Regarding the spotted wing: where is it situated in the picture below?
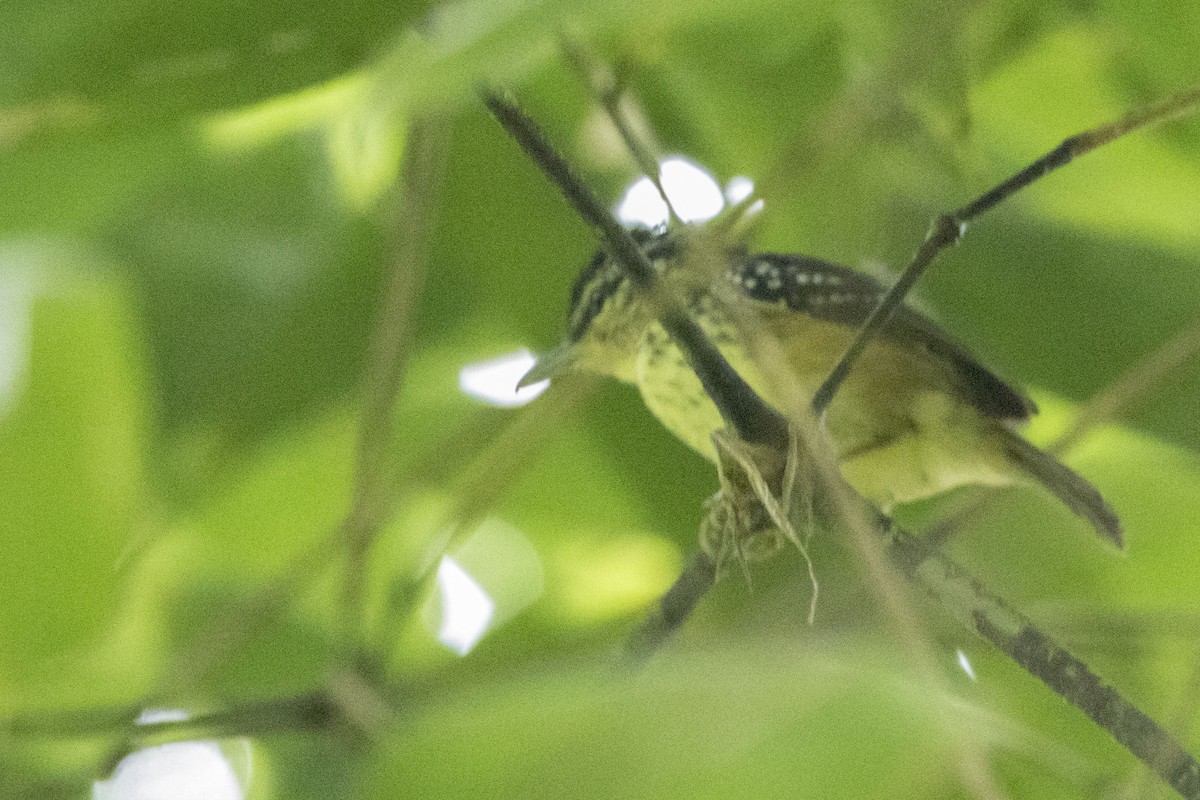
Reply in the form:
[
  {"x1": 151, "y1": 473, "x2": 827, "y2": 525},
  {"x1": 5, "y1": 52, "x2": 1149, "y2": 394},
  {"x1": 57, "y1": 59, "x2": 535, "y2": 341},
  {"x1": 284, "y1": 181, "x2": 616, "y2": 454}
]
[{"x1": 729, "y1": 252, "x2": 1035, "y2": 421}]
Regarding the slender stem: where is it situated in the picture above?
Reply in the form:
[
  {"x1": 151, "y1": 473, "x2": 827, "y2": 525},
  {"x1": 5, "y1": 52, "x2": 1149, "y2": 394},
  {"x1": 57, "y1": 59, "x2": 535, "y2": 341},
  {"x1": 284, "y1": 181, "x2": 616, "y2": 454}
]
[
  {"x1": 927, "y1": 314, "x2": 1200, "y2": 547},
  {"x1": 1049, "y1": 315, "x2": 1200, "y2": 457},
  {"x1": 959, "y1": 85, "x2": 1200, "y2": 221},
  {"x1": 1120, "y1": 641, "x2": 1200, "y2": 800},
  {"x1": 884, "y1": 518, "x2": 1200, "y2": 799},
  {"x1": 481, "y1": 88, "x2": 787, "y2": 447},
  {"x1": 561, "y1": 39, "x2": 680, "y2": 225},
  {"x1": 7, "y1": 693, "x2": 337, "y2": 745},
  {"x1": 811, "y1": 213, "x2": 959, "y2": 414},
  {"x1": 342, "y1": 112, "x2": 449, "y2": 641},
  {"x1": 624, "y1": 551, "x2": 718, "y2": 665},
  {"x1": 767, "y1": 422, "x2": 1012, "y2": 800},
  {"x1": 491, "y1": 82, "x2": 1200, "y2": 797},
  {"x1": 813, "y1": 85, "x2": 1200, "y2": 416},
  {"x1": 629, "y1": 453, "x2": 1200, "y2": 796},
  {"x1": 378, "y1": 377, "x2": 597, "y2": 666}
]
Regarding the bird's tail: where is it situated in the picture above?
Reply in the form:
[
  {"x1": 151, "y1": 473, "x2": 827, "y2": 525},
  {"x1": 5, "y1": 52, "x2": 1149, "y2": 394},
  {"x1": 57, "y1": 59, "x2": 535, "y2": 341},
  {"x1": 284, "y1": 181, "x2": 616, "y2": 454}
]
[{"x1": 997, "y1": 427, "x2": 1123, "y2": 547}]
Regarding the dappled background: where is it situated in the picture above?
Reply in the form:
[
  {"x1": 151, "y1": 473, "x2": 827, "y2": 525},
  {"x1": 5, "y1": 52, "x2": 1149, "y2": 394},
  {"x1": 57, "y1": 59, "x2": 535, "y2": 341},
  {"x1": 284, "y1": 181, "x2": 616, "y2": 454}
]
[{"x1": 2, "y1": 0, "x2": 1200, "y2": 798}]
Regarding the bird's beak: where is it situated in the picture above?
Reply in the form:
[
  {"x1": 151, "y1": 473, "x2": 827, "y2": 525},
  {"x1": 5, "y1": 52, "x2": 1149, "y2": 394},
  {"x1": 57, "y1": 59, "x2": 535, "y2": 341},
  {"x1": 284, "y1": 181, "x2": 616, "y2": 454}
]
[{"x1": 517, "y1": 343, "x2": 578, "y2": 389}]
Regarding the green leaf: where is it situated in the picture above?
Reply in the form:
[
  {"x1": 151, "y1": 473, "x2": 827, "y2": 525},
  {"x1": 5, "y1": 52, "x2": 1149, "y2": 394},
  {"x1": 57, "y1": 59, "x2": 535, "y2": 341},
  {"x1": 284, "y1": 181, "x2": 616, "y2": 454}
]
[
  {"x1": 0, "y1": 0, "x2": 429, "y2": 121},
  {"x1": 0, "y1": 255, "x2": 146, "y2": 689},
  {"x1": 360, "y1": 642, "x2": 1089, "y2": 800}
]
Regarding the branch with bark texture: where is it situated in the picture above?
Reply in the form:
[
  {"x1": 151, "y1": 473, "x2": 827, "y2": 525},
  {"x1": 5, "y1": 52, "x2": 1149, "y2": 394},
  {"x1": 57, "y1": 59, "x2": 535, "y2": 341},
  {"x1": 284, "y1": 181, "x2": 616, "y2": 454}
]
[{"x1": 482, "y1": 86, "x2": 1200, "y2": 799}]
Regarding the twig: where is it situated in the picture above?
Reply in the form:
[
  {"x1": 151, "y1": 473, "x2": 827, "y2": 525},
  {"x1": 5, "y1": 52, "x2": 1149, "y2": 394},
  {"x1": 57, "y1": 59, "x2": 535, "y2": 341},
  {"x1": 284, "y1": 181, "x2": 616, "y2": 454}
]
[
  {"x1": 884, "y1": 517, "x2": 1200, "y2": 799},
  {"x1": 927, "y1": 314, "x2": 1200, "y2": 547},
  {"x1": 812, "y1": 85, "x2": 1200, "y2": 416},
  {"x1": 489, "y1": 83, "x2": 1200, "y2": 797},
  {"x1": 85, "y1": 111, "x2": 450, "y2": 743},
  {"x1": 481, "y1": 88, "x2": 788, "y2": 448},
  {"x1": 624, "y1": 551, "x2": 718, "y2": 665},
  {"x1": 625, "y1": 417, "x2": 1200, "y2": 794},
  {"x1": 560, "y1": 39, "x2": 680, "y2": 225},
  {"x1": 376, "y1": 375, "x2": 597, "y2": 663},
  {"x1": 342, "y1": 112, "x2": 449, "y2": 641},
  {"x1": 1118, "y1": 640, "x2": 1200, "y2": 799},
  {"x1": 1049, "y1": 315, "x2": 1200, "y2": 458},
  {"x1": 7, "y1": 692, "x2": 337, "y2": 746}
]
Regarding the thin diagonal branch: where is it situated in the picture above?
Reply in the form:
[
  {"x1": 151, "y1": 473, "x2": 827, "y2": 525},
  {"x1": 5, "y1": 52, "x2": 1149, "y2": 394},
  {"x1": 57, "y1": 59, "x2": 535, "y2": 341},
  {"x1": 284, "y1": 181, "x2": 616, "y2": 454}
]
[
  {"x1": 624, "y1": 407, "x2": 1200, "y2": 796},
  {"x1": 490, "y1": 83, "x2": 1200, "y2": 797},
  {"x1": 829, "y1": 466, "x2": 1010, "y2": 800},
  {"x1": 342, "y1": 112, "x2": 450, "y2": 640},
  {"x1": 813, "y1": 85, "x2": 1200, "y2": 415},
  {"x1": 884, "y1": 517, "x2": 1200, "y2": 799},
  {"x1": 624, "y1": 551, "x2": 717, "y2": 665},
  {"x1": 927, "y1": 314, "x2": 1200, "y2": 547},
  {"x1": 119, "y1": 116, "x2": 453, "y2": 707},
  {"x1": 7, "y1": 693, "x2": 338, "y2": 745},
  {"x1": 1119, "y1": 640, "x2": 1200, "y2": 800},
  {"x1": 561, "y1": 39, "x2": 680, "y2": 225},
  {"x1": 481, "y1": 88, "x2": 787, "y2": 447},
  {"x1": 1049, "y1": 315, "x2": 1200, "y2": 458}
]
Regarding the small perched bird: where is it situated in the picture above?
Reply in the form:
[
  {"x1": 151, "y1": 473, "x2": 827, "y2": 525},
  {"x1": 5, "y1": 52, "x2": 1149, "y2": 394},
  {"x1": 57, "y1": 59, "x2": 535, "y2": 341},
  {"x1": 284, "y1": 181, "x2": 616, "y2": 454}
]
[{"x1": 523, "y1": 229, "x2": 1122, "y2": 546}]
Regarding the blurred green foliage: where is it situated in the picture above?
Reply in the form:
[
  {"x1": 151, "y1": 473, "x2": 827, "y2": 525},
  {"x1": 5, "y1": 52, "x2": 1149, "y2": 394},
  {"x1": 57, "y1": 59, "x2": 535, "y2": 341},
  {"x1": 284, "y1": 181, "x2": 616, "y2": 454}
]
[{"x1": 2, "y1": 0, "x2": 1199, "y2": 798}]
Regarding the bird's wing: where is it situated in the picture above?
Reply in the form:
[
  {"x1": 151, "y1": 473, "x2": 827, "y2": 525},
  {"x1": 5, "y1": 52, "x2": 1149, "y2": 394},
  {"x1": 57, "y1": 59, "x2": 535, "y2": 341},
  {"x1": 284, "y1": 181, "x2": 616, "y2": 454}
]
[{"x1": 728, "y1": 252, "x2": 1035, "y2": 421}]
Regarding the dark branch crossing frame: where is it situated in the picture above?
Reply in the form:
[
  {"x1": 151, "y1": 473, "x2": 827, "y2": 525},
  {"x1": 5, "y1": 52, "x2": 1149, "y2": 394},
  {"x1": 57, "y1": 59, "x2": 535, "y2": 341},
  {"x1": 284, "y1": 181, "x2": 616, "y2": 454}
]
[{"x1": 482, "y1": 75, "x2": 1200, "y2": 799}]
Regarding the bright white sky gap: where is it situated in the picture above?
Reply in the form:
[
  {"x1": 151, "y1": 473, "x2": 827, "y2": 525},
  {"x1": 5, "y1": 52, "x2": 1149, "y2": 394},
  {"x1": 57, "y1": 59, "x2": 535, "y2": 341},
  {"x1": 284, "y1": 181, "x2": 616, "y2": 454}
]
[
  {"x1": 435, "y1": 556, "x2": 495, "y2": 656},
  {"x1": 93, "y1": 710, "x2": 245, "y2": 800},
  {"x1": 616, "y1": 156, "x2": 728, "y2": 227}
]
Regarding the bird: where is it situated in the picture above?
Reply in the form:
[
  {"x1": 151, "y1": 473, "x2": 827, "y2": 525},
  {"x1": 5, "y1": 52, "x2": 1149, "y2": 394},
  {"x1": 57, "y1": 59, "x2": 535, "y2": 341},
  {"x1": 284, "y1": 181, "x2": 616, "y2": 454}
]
[{"x1": 521, "y1": 228, "x2": 1122, "y2": 546}]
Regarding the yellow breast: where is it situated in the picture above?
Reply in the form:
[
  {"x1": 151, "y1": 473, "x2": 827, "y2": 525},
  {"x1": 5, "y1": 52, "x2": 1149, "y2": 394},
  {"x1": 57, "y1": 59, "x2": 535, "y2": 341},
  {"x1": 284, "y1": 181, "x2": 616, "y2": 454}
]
[{"x1": 632, "y1": 297, "x2": 1015, "y2": 510}]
